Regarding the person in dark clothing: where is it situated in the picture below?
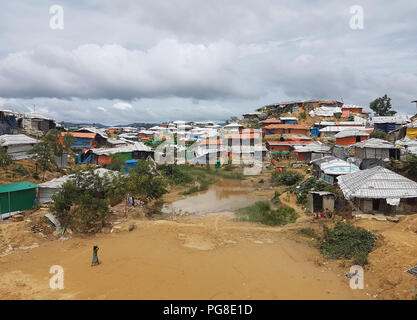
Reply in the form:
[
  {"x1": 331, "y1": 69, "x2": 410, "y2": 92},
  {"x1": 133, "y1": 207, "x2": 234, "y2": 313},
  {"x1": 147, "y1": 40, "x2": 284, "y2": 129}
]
[{"x1": 91, "y1": 245, "x2": 100, "y2": 266}]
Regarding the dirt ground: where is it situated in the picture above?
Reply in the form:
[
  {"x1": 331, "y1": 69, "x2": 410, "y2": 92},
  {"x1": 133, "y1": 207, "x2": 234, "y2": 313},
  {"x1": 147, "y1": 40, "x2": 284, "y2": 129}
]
[
  {"x1": 0, "y1": 215, "x2": 370, "y2": 300},
  {"x1": 0, "y1": 167, "x2": 416, "y2": 300}
]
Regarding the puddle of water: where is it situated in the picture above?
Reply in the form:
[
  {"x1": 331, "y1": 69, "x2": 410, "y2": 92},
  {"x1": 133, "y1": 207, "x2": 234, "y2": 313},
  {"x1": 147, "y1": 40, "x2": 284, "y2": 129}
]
[{"x1": 162, "y1": 181, "x2": 261, "y2": 216}]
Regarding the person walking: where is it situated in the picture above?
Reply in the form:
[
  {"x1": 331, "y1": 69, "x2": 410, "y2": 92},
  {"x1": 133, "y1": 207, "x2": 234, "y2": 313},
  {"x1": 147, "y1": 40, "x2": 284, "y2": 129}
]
[{"x1": 91, "y1": 245, "x2": 100, "y2": 266}]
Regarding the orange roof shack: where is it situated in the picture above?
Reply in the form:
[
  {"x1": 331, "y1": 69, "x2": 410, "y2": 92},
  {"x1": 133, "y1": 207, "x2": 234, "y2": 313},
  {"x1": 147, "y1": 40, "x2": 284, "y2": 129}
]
[
  {"x1": 263, "y1": 124, "x2": 309, "y2": 136},
  {"x1": 59, "y1": 132, "x2": 97, "y2": 149}
]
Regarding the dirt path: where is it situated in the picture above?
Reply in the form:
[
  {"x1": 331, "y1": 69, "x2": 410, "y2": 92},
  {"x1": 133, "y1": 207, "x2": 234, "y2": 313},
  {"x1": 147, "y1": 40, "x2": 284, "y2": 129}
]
[{"x1": 0, "y1": 216, "x2": 369, "y2": 300}]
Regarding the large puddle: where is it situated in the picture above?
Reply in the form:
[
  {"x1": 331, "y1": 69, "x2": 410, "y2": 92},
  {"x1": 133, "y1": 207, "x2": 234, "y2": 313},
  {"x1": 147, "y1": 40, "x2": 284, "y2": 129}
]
[{"x1": 162, "y1": 180, "x2": 261, "y2": 216}]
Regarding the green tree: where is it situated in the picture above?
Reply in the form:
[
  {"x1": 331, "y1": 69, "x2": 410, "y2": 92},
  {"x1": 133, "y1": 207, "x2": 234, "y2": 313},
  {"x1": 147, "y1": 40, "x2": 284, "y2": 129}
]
[
  {"x1": 370, "y1": 94, "x2": 397, "y2": 116},
  {"x1": 402, "y1": 154, "x2": 417, "y2": 181},
  {"x1": 0, "y1": 146, "x2": 13, "y2": 168},
  {"x1": 51, "y1": 169, "x2": 114, "y2": 233},
  {"x1": 225, "y1": 116, "x2": 238, "y2": 124}
]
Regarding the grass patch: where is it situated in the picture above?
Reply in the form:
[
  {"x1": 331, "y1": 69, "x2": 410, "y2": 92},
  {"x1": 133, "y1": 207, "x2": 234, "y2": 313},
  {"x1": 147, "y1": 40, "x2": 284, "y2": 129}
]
[
  {"x1": 181, "y1": 175, "x2": 215, "y2": 195},
  {"x1": 320, "y1": 223, "x2": 376, "y2": 264},
  {"x1": 235, "y1": 201, "x2": 298, "y2": 226},
  {"x1": 299, "y1": 227, "x2": 317, "y2": 238}
]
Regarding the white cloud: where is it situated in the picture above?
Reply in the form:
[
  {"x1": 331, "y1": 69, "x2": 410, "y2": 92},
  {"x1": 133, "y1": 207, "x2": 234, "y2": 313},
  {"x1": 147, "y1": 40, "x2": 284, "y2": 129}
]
[{"x1": 113, "y1": 102, "x2": 133, "y2": 110}]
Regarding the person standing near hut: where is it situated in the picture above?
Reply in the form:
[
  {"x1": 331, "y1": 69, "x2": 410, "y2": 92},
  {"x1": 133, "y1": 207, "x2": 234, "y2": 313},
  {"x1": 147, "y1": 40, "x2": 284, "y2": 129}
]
[{"x1": 91, "y1": 245, "x2": 100, "y2": 266}]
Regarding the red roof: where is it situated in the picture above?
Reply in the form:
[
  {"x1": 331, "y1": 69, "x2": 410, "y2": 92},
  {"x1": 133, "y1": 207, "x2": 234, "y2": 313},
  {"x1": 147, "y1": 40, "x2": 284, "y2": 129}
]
[
  {"x1": 266, "y1": 140, "x2": 315, "y2": 146},
  {"x1": 61, "y1": 132, "x2": 96, "y2": 138}
]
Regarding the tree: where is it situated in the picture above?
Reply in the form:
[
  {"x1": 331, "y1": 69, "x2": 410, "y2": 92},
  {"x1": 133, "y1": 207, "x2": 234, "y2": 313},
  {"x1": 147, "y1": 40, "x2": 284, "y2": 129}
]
[
  {"x1": 225, "y1": 116, "x2": 238, "y2": 124},
  {"x1": 29, "y1": 130, "x2": 74, "y2": 180},
  {"x1": 0, "y1": 146, "x2": 13, "y2": 168},
  {"x1": 370, "y1": 94, "x2": 397, "y2": 116},
  {"x1": 51, "y1": 169, "x2": 115, "y2": 233},
  {"x1": 402, "y1": 154, "x2": 417, "y2": 181}
]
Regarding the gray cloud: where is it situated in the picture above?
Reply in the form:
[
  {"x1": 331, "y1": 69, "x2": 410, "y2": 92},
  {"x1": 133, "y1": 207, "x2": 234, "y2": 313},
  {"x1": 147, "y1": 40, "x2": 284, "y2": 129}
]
[{"x1": 0, "y1": 0, "x2": 416, "y2": 124}]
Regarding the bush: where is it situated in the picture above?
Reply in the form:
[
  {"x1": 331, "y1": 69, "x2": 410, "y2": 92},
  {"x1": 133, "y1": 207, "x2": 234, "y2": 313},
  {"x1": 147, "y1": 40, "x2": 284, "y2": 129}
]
[
  {"x1": 13, "y1": 164, "x2": 29, "y2": 176},
  {"x1": 370, "y1": 130, "x2": 388, "y2": 140},
  {"x1": 236, "y1": 201, "x2": 298, "y2": 226},
  {"x1": 271, "y1": 170, "x2": 303, "y2": 186},
  {"x1": 296, "y1": 177, "x2": 337, "y2": 205},
  {"x1": 320, "y1": 223, "x2": 376, "y2": 260}
]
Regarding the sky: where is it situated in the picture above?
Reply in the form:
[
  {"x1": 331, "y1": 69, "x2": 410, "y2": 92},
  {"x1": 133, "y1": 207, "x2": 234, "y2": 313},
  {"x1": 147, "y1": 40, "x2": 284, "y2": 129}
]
[{"x1": 0, "y1": 0, "x2": 416, "y2": 125}]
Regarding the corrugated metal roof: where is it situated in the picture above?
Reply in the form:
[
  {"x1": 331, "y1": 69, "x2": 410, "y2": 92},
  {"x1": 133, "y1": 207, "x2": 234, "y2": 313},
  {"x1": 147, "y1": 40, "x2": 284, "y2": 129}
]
[
  {"x1": 337, "y1": 166, "x2": 417, "y2": 200},
  {"x1": 335, "y1": 129, "x2": 369, "y2": 138},
  {"x1": 0, "y1": 134, "x2": 39, "y2": 146},
  {"x1": 293, "y1": 144, "x2": 331, "y2": 153},
  {"x1": 353, "y1": 138, "x2": 395, "y2": 149},
  {"x1": 371, "y1": 115, "x2": 411, "y2": 124},
  {"x1": 319, "y1": 126, "x2": 366, "y2": 132},
  {"x1": 0, "y1": 181, "x2": 39, "y2": 193},
  {"x1": 91, "y1": 142, "x2": 152, "y2": 155},
  {"x1": 264, "y1": 124, "x2": 308, "y2": 129}
]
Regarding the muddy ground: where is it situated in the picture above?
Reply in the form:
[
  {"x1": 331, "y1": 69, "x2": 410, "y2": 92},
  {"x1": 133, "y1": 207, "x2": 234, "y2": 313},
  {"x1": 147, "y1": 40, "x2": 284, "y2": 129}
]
[{"x1": 0, "y1": 167, "x2": 416, "y2": 299}]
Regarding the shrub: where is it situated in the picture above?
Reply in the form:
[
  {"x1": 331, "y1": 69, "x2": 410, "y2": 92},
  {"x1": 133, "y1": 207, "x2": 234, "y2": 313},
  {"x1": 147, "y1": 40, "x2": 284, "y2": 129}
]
[
  {"x1": 271, "y1": 170, "x2": 303, "y2": 186},
  {"x1": 299, "y1": 227, "x2": 317, "y2": 237},
  {"x1": 320, "y1": 223, "x2": 376, "y2": 260},
  {"x1": 353, "y1": 251, "x2": 369, "y2": 266},
  {"x1": 370, "y1": 130, "x2": 388, "y2": 140},
  {"x1": 13, "y1": 164, "x2": 29, "y2": 176},
  {"x1": 236, "y1": 201, "x2": 298, "y2": 226}
]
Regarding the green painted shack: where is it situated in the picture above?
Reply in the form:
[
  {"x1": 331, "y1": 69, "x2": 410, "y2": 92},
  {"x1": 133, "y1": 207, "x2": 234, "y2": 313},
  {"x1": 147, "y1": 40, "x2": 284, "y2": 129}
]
[{"x1": 0, "y1": 182, "x2": 38, "y2": 214}]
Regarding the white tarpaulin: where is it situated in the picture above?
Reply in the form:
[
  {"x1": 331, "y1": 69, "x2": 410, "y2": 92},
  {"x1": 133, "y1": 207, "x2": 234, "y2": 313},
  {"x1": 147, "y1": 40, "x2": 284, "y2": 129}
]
[{"x1": 386, "y1": 198, "x2": 400, "y2": 206}]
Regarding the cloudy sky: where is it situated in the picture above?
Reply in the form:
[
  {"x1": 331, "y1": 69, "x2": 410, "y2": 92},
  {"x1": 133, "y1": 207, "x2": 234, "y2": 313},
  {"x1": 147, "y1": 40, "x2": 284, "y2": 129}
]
[{"x1": 0, "y1": 1, "x2": 416, "y2": 125}]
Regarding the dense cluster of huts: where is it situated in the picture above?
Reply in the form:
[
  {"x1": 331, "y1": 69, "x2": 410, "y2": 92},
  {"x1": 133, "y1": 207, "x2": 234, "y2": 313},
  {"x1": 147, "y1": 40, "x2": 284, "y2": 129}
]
[{"x1": 1, "y1": 98, "x2": 417, "y2": 218}]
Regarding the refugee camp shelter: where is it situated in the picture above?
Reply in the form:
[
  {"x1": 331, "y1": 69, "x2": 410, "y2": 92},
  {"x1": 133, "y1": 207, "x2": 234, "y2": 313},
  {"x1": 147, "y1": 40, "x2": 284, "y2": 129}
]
[
  {"x1": 353, "y1": 138, "x2": 400, "y2": 160},
  {"x1": 341, "y1": 104, "x2": 364, "y2": 117},
  {"x1": 90, "y1": 142, "x2": 153, "y2": 165},
  {"x1": 263, "y1": 124, "x2": 309, "y2": 136},
  {"x1": 0, "y1": 109, "x2": 19, "y2": 135},
  {"x1": 372, "y1": 115, "x2": 411, "y2": 133},
  {"x1": 60, "y1": 132, "x2": 97, "y2": 149},
  {"x1": 293, "y1": 144, "x2": 331, "y2": 161},
  {"x1": 279, "y1": 117, "x2": 298, "y2": 124},
  {"x1": 266, "y1": 140, "x2": 314, "y2": 154},
  {"x1": 311, "y1": 156, "x2": 359, "y2": 184},
  {"x1": 76, "y1": 127, "x2": 108, "y2": 146},
  {"x1": 0, "y1": 182, "x2": 38, "y2": 214},
  {"x1": 0, "y1": 134, "x2": 38, "y2": 160},
  {"x1": 19, "y1": 113, "x2": 56, "y2": 134},
  {"x1": 335, "y1": 129, "x2": 369, "y2": 146},
  {"x1": 337, "y1": 166, "x2": 417, "y2": 214},
  {"x1": 308, "y1": 191, "x2": 335, "y2": 214},
  {"x1": 38, "y1": 168, "x2": 120, "y2": 203}
]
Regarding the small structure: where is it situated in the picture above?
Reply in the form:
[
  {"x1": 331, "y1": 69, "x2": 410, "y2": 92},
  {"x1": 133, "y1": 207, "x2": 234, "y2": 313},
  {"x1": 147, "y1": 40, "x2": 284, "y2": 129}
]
[
  {"x1": 311, "y1": 156, "x2": 359, "y2": 184},
  {"x1": 224, "y1": 123, "x2": 243, "y2": 133},
  {"x1": 372, "y1": 115, "x2": 411, "y2": 133},
  {"x1": 39, "y1": 168, "x2": 120, "y2": 203},
  {"x1": 341, "y1": 104, "x2": 364, "y2": 118},
  {"x1": 0, "y1": 109, "x2": 19, "y2": 135},
  {"x1": 0, "y1": 182, "x2": 38, "y2": 214},
  {"x1": 90, "y1": 142, "x2": 153, "y2": 165},
  {"x1": 293, "y1": 144, "x2": 331, "y2": 161},
  {"x1": 308, "y1": 191, "x2": 335, "y2": 214},
  {"x1": 0, "y1": 134, "x2": 38, "y2": 160},
  {"x1": 19, "y1": 113, "x2": 56, "y2": 135},
  {"x1": 335, "y1": 129, "x2": 369, "y2": 146},
  {"x1": 60, "y1": 132, "x2": 97, "y2": 149},
  {"x1": 263, "y1": 124, "x2": 309, "y2": 136},
  {"x1": 77, "y1": 127, "x2": 108, "y2": 145},
  {"x1": 337, "y1": 166, "x2": 417, "y2": 214},
  {"x1": 279, "y1": 117, "x2": 298, "y2": 124},
  {"x1": 266, "y1": 140, "x2": 315, "y2": 155},
  {"x1": 353, "y1": 138, "x2": 400, "y2": 160},
  {"x1": 319, "y1": 126, "x2": 367, "y2": 137}
]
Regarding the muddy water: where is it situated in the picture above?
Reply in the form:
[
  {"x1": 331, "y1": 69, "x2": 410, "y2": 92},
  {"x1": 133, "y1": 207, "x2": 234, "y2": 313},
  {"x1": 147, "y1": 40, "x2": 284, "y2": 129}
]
[{"x1": 162, "y1": 179, "x2": 261, "y2": 216}]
